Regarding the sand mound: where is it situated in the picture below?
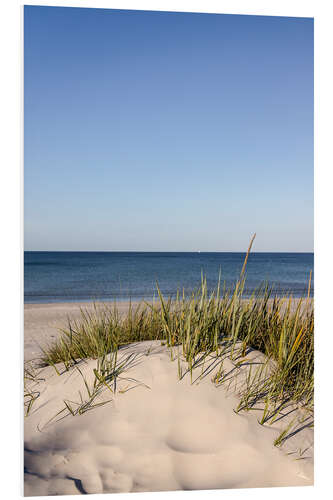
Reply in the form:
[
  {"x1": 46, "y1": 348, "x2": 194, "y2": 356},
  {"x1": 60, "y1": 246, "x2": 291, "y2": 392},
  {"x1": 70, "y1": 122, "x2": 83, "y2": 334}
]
[{"x1": 24, "y1": 341, "x2": 313, "y2": 496}]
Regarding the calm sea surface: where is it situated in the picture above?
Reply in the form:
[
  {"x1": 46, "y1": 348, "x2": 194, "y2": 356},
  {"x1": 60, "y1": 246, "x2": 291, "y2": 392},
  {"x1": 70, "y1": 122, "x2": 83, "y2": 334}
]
[{"x1": 24, "y1": 252, "x2": 314, "y2": 304}]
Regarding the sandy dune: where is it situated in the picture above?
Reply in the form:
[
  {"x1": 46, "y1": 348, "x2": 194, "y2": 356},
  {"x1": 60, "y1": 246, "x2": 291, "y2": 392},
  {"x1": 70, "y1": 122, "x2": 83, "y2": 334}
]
[{"x1": 24, "y1": 303, "x2": 313, "y2": 496}]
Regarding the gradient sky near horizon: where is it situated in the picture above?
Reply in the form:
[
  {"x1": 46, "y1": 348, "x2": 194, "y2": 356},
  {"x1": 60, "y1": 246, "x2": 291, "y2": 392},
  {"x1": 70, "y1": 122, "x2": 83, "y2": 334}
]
[{"x1": 24, "y1": 6, "x2": 313, "y2": 252}]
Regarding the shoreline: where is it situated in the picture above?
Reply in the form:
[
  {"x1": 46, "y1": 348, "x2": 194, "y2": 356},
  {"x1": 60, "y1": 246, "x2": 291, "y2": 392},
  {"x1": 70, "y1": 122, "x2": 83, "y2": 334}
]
[{"x1": 24, "y1": 292, "x2": 314, "y2": 306}]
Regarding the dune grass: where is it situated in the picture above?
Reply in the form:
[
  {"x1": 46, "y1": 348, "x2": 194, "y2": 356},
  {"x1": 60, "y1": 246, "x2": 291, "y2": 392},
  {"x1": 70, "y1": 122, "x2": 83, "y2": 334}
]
[
  {"x1": 43, "y1": 350, "x2": 146, "y2": 427},
  {"x1": 156, "y1": 273, "x2": 314, "y2": 434},
  {"x1": 38, "y1": 300, "x2": 164, "y2": 370},
  {"x1": 24, "y1": 361, "x2": 44, "y2": 417},
  {"x1": 38, "y1": 236, "x2": 314, "y2": 445}
]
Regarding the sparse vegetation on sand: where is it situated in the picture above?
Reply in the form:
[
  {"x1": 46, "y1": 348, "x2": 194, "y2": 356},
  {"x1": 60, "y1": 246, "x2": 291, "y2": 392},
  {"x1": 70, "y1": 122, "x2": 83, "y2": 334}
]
[{"x1": 37, "y1": 235, "x2": 314, "y2": 446}]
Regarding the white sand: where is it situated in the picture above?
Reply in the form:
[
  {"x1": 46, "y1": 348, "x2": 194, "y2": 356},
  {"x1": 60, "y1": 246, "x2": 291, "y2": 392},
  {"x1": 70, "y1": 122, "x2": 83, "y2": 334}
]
[{"x1": 24, "y1": 303, "x2": 314, "y2": 496}]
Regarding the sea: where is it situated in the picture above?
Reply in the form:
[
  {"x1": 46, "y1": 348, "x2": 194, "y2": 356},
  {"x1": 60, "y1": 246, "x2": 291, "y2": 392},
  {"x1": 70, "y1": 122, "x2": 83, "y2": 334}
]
[{"x1": 24, "y1": 252, "x2": 314, "y2": 304}]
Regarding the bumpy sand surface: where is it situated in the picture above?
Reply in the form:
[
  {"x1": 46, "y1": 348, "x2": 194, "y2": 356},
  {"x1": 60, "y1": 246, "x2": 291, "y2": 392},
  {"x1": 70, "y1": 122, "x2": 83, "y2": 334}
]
[{"x1": 24, "y1": 303, "x2": 314, "y2": 496}]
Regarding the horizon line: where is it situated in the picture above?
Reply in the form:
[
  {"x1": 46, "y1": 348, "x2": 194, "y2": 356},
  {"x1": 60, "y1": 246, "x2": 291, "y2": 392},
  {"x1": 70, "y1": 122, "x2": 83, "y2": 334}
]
[{"x1": 24, "y1": 250, "x2": 314, "y2": 254}]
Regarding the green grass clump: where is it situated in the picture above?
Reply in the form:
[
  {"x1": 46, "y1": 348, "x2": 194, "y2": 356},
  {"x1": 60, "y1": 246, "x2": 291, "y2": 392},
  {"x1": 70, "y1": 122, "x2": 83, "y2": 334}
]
[
  {"x1": 157, "y1": 276, "x2": 313, "y2": 411},
  {"x1": 39, "y1": 301, "x2": 165, "y2": 370}
]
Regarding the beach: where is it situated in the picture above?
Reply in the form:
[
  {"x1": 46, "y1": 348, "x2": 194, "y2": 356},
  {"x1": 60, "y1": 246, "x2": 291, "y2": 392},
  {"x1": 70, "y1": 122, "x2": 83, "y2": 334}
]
[
  {"x1": 22, "y1": 6, "x2": 315, "y2": 496},
  {"x1": 24, "y1": 301, "x2": 314, "y2": 496}
]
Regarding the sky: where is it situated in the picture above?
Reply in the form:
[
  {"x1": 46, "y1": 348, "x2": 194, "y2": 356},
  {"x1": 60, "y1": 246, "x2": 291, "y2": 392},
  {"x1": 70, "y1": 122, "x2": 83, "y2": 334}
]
[{"x1": 24, "y1": 6, "x2": 313, "y2": 252}]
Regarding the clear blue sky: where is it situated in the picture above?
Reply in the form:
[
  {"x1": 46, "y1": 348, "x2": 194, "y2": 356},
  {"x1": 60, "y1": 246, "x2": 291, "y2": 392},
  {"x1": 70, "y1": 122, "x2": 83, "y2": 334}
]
[{"x1": 24, "y1": 6, "x2": 313, "y2": 252}]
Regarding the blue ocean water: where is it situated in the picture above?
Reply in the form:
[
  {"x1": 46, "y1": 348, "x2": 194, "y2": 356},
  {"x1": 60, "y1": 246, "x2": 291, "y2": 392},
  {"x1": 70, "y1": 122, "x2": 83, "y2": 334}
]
[{"x1": 24, "y1": 252, "x2": 314, "y2": 304}]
